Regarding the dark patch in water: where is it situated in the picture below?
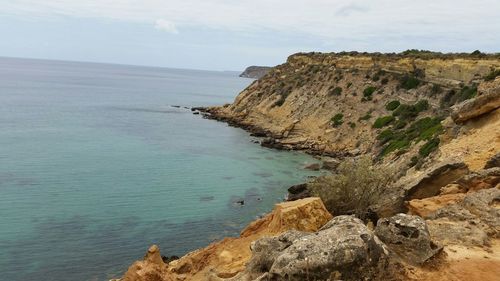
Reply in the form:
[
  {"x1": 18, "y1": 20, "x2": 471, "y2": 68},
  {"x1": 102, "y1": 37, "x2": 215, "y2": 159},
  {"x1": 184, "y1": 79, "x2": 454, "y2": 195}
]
[
  {"x1": 252, "y1": 172, "x2": 273, "y2": 178},
  {"x1": 200, "y1": 196, "x2": 215, "y2": 202},
  {"x1": 222, "y1": 176, "x2": 234, "y2": 180}
]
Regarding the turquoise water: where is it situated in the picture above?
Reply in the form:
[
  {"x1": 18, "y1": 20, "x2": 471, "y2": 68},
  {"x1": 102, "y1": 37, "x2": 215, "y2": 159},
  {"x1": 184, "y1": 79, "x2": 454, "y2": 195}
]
[{"x1": 0, "y1": 57, "x2": 319, "y2": 281}]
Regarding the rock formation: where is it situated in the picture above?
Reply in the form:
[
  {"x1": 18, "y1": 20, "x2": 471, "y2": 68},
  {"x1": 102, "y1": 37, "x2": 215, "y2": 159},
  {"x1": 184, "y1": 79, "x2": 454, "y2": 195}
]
[
  {"x1": 239, "y1": 66, "x2": 272, "y2": 79},
  {"x1": 116, "y1": 52, "x2": 500, "y2": 281}
]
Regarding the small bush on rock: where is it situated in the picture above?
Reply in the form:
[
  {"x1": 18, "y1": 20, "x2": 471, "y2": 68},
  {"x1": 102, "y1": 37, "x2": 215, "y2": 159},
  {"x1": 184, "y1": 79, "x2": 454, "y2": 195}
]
[
  {"x1": 331, "y1": 113, "x2": 344, "y2": 127},
  {"x1": 373, "y1": 115, "x2": 395, "y2": 128},
  {"x1": 385, "y1": 100, "x2": 401, "y2": 111},
  {"x1": 309, "y1": 157, "x2": 394, "y2": 220},
  {"x1": 399, "y1": 74, "x2": 421, "y2": 90}
]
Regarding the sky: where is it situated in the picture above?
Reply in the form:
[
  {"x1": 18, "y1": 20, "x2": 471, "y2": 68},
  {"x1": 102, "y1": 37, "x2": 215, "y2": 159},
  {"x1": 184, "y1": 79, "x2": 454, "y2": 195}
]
[{"x1": 1, "y1": 1, "x2": 499, "y2": 71}]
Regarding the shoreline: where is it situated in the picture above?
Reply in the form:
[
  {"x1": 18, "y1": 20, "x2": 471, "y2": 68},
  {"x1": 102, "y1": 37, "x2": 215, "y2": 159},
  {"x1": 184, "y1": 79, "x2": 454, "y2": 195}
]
[{"x1": 192, "y1": 106, "x2": 354, "y2": 159}]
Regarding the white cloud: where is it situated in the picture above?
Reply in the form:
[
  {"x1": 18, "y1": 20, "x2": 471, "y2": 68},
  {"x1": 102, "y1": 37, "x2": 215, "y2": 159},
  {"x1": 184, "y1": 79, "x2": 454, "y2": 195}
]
[
  {"x1": 154, "y1": 19, "x2": 178, "y2": 33},
  {"x1": 1, "y1": 0, "x2": 499, "y2": 50}
]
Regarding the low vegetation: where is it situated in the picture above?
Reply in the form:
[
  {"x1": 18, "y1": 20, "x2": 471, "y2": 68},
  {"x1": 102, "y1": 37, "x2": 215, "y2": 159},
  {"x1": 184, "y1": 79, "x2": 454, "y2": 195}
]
[
  {"x1": 378, "y1": 116, "x2": 443, "y2": 157},
  {"x1": 399, "y1": 74, "x2": 420, "y2": 90},
  {"x1": 331, "y1": 113, "x2": 344, "y2": 127},
  {"x1": 329, "y1": 86, "x2": 343, "y2": 96},
  {"x1": 373, "y1": 115, "x2": 395, "y2": 128},
  {"x1": 309, "y1": 157, "x2": 394, "y2": 220},
  {"x1": 362, "y1": 86, "x2": 376, "y2": 101},
  {"x1": 392, "y1": 100, "x2": 429, "y2": 121},
  {"x1": 484, "y1": 69, "x2": 500, "y2": 81},
  {"x1": 385, "y1": 100, "x2": 401, "y2": 111}
]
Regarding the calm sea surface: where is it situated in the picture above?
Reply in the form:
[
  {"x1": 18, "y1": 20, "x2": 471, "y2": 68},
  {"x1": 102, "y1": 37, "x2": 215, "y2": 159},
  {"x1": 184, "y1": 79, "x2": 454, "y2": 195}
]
[{"x1": 0, "y1": 57, "x2": 319, "y2": 281}]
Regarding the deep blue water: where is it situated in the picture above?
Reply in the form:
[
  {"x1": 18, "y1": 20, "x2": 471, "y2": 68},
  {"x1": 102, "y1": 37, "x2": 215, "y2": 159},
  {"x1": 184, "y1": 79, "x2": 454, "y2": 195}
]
[{"x1": 0, "y1": 57, "x2": 319, "y2": 281}]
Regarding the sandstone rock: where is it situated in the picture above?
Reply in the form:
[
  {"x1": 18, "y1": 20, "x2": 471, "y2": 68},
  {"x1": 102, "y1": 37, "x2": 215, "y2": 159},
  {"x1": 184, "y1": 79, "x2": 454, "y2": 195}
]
[
  {"x1": 245, "y1": 216, "x2": 388, "y2": 281},
  {"x1": 451, "y1": 91, "x2": 500, "y2": 124},
  {"x1": 478, "y1": 76, "x2": 500, "y2": 96},
  {"x1": 375, "y1": 214, "x2": 442, "y2": 265},
  {"x1": 404, "y1": 160, "x2": 469, "y2": 200},
  {"x1": 455, "y1": 167, "x2": 500, "y2": 191},
  {"x1": 241, "y1": 197, "x2": 332, "y2": 237},
  {"x1": 121, "y1": 245, "x2": 169, "y2": 281},
  {"x1": 423, "y1": 188, "x2": 500, "y2": 247},
  {"x1": 407, "y1": 193, "x2": 466, "y2": 218},
  {"x1": 484, "y1": 152, "x2": 500, "y2": 169}
]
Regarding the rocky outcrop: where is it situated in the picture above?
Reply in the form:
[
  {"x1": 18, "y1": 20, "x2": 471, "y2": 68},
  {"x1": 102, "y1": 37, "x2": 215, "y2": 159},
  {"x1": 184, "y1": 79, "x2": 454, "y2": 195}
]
[
  {"x1": 206, "y1": 52, "x2": 500, "y2": 159},
  {"x1": 241, "y1": 216, "x2": 389, "y2": 281},
  {"x1": 375, "y1": 214, "x2": 442, "y2": 265},
  {"x1": 285, "y1": 183, "x2": 310, "y2": 201},
  {"x1": 451, "y1": 91, "x2": 500, "y2": 124},
  {"x1": 239, "y1": 66, "x2": 272, "y2": 79},
  {"x1": 119, "y1": 198, "x2": 332, "y2": 281},
  {"x1": 485, "y1": 152, "x2": 500, "y2": 169},
  {"x1": 404, "y1": 160, "x2": 469, "y2": 200}
]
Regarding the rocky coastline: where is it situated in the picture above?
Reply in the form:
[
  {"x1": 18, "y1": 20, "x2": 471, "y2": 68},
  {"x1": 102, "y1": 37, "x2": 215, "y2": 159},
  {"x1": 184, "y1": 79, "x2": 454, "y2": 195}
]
[{"x1": 117, "y1": 52, "x2": 500, "y2": 281}]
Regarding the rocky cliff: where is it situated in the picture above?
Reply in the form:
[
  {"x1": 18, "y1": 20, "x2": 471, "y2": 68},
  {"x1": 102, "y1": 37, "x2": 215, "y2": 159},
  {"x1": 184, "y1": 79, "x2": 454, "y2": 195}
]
[
  {"x1": 117, "y1": 52, "x2": 500, "y2": 281},
  {"x1": 206, "y1": 52, "x2": 500, "y2": 165}
]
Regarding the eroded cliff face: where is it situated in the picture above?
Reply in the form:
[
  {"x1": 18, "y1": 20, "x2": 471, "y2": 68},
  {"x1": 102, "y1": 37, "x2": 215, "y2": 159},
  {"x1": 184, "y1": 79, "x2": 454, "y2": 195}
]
[{"x1": 206, "y1": 53, "x2": 500, "y2": 163}]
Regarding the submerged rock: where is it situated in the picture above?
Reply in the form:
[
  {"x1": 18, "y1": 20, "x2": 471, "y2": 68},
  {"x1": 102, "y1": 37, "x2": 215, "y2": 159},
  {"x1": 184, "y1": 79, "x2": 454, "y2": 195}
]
[{"x1": 375, "y1": 214, "x2": 442, "y2": 265}]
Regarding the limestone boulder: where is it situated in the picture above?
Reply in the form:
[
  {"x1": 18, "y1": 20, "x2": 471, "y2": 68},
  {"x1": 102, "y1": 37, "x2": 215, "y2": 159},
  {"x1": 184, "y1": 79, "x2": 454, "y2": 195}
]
[
  {"x1": 375, "y1": 214, "x2": 442, "y2": 265},
  {"x1": 244, "y1": 216, "x2": 389, "y2": 281}
]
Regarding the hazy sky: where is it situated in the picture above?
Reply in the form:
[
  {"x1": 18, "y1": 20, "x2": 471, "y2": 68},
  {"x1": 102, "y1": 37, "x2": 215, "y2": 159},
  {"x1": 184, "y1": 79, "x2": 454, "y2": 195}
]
[{"x1": 1, "y1": 1, "x2": 499, "y2": 70}]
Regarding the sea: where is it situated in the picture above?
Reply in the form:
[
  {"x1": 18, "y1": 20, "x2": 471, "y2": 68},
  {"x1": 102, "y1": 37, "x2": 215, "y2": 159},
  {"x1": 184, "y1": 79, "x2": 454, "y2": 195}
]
[{"x1": 0, "y1": 57, "x2": 320, "y2": 281}]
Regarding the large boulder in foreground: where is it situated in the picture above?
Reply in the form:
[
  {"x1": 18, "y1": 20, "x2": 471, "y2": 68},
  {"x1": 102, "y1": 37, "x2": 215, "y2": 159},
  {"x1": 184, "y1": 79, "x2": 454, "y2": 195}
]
[
  {"x1": 375, "y1": 214, "x2": 442, "y2": 265},
  {"x1": 119, "y1": 198, "x2": 332, "y2": 281},
  {"x1": 243, "y1": 216, "x2": 389, "y2": 281}
]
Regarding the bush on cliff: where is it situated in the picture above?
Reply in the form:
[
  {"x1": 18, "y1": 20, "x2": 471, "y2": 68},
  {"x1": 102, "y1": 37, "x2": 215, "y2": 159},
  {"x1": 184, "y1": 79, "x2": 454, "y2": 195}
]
[
  {"x1": 484, "y1": 69, "x2": 500, "y2": 81},
  {"x1": 385, "y1": 100, "x2": 401, "y2": 111},
  {"x1": 399, "y1": 74, "x2": 420, "y2": 90},
  {"x1": 363, "y1": 86, "x2": 376, "y2": 100},
  {"x1": 331, "y1": 113, "x2": 344, "y2": 127},
  {"x1": 373, "y1": 115, "x2": 395, "y2": 128},
  {"x1": 309, "y1": 157, "x2": 393, "y2": 221}
]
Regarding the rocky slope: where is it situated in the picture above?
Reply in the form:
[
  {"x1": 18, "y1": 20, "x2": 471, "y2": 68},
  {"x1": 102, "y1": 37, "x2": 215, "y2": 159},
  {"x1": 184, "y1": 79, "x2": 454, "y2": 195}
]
[
  {"x1": 117, "y1": 52, "x2": 500, "y2": 281},
  {"x1": 206, "y1": 52, "x2": 499, "y2": 162}
]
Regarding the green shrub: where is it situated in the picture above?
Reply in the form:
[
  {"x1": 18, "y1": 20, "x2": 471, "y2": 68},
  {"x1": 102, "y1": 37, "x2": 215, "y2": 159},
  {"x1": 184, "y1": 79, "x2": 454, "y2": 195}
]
[
  {"x1": 359, "y1": 113, "x2": 372, "y2": 121},
  {"x1": 377, "y1": 129, "x2": 394, "y2": 144},
  {"x1": 400, "y1": 74, "x2": 420, "y2": 90},
  {"x1": 373, "y1": 115, "x2": 395, "y2": 128},
  {"x1": 484, "y1": 69, "x2": 500, "y2": 81},
  {"x1": 406, "y1": 117, "x2": 443, "y2": 142},
  {"x1": 385, "y1": 100, "x2": 401, "y2": 111},
  {"x1": 393, "y1": 119, "x2": 407, "y2": 129},
  {"x1": 431, "y1": 84, "x2": 442, "y2": 95},
  {"x1": 392, "y1": 100, "x2": 429, "y2": 121},
  {"x1": 309, "y1": 157, "x2": 394, "y2": 220},
  {"x1": 330, "y1": 86, "x2": 343, "y2": 96},
  {"x1": 419, "y1": 138, "x2": 440, "y2": 157},
  {"x1": 409, "y1": 156, "x2": 419, "y2": 167},
  {"x1": 363, "y1": 86, "x2": 377, "y2": 98},
  {"x1": 381, "y1": 139, "x2": 410, "y2": 157},
  {"x1": 331, "y1": 113, "x2": 344, "y2": 127},
  {"x1": 458, "y1": 86, "x2": 477, "y2": 101},
  {"x1": 349, "y1": 122, "x2": 356, "y2": 129},
  {"x1": 415, "y1": 100, "x2": 429, "y2": 112}
]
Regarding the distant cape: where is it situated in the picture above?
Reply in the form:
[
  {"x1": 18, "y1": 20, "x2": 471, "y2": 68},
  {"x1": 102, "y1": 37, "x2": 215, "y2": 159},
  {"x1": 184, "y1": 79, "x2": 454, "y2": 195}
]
[{"x1": 239, "y1": 66, "x2": 272, "y2": 79}]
